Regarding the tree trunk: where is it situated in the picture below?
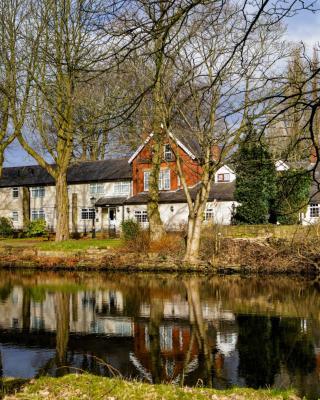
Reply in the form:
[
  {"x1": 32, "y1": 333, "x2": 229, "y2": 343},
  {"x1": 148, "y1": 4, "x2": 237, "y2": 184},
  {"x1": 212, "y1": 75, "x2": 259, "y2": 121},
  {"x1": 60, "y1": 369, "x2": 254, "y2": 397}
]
[
  {"x1": 148, "y1": 135, "x2": 165, "y2": 241},
  {"x1": 55, "y1": 173, "x2": 70, "y2": 241},
  {"x1": 22, "y1": 187, "x2": 30, "y2": 229},
  {"x1": 0, "y1": 150, "x2": 4, "y2": 177},
  {"x1": 184, "y1": 212, "x2": 204, "y2": 264}
]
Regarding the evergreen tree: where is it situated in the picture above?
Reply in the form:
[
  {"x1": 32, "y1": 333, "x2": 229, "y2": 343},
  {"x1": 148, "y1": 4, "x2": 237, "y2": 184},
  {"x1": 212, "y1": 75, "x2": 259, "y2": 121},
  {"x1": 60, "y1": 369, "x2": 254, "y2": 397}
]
[
  {"x1": 234, "y1": 131, "x2": 276, "y2": 224},
  {"x1": 274, "y1": 168, "x2": 311, "y2": 224}
]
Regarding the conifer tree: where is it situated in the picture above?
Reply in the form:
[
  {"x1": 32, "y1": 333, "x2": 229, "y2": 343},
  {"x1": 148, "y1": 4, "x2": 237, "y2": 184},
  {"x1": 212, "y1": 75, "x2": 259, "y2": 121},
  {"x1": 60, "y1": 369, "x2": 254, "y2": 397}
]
[
  {"x1": 275, "y1": 169, "x2": 311, "y2": 224},
  {"x1": 234, "y1": 130, "x2": 276, "y2": 224}
]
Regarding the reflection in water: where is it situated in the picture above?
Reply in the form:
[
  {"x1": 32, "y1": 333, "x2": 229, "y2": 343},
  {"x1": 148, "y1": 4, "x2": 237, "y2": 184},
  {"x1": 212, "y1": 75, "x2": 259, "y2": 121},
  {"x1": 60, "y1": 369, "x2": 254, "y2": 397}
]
[{"x1": 0, "y1": 272, "x2": 319, "y2": 399}]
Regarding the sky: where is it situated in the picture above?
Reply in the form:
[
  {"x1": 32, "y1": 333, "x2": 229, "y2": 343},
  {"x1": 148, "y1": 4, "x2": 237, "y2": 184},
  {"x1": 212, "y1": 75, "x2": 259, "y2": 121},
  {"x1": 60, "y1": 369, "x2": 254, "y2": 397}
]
[{"x1": 4, "y1": 8, "x2": 320, "y2": 168}]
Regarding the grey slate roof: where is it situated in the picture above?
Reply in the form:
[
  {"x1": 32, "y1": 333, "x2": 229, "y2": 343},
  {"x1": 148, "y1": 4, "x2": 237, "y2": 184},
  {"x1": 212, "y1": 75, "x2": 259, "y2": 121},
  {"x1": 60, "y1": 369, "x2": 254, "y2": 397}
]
[
  {"x1": 0, "y1": 158, "x2": 131, "y2": 188},
  {"x1": 125, "y1": 182, "x2": 235, "y2": 204}
]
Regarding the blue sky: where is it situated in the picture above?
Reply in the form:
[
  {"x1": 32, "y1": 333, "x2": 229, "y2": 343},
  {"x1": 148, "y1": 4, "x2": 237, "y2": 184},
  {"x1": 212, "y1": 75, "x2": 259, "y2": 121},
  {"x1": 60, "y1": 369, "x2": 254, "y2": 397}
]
[{"x1": 4, "y1": 8, "x2": 320, "y2": 168}]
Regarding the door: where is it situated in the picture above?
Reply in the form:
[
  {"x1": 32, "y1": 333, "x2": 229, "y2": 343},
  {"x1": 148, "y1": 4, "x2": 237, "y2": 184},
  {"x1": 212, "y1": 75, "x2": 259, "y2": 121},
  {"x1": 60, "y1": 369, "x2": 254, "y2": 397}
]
[{"x1": 109, "y1": 207, "x2": 117, "y2": 237}]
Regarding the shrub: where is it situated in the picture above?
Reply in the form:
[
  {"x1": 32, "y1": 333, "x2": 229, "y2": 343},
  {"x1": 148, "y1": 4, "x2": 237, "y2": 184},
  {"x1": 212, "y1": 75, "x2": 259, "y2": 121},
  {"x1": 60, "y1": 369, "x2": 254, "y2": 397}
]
[
  {"x1": 149, "y1": 233, "x2": 184, "y2": 255},
  {"x1": 121, "y1": 219, "x2": 140, "y2": 241},
  {"x1": 25, "y1": 219, "x2": 47, "y2": 237},
  {"x1": 0, "y1": 217, "x2": 14, "y2": 237}
]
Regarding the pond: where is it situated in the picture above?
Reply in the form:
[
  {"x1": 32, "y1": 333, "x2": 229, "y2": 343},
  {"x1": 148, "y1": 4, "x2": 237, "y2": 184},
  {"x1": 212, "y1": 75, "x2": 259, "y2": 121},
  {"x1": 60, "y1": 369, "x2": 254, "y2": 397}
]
[{"x1": 0, "y1": 271, "x2": 319, "y2": 399}]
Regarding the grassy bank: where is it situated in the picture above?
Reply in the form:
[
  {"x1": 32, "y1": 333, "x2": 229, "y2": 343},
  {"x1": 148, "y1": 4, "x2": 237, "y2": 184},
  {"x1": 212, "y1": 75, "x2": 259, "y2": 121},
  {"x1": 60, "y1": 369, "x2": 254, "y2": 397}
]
[
  {"x1": 0, "y1": 224, "x2": 319, "y2": 274},
  {"x1": 2, "y1": 374, "x2": 300, "y2": 400},
  {"x1": 0, "y1": 238, "x2": 123, "y2": 251}
]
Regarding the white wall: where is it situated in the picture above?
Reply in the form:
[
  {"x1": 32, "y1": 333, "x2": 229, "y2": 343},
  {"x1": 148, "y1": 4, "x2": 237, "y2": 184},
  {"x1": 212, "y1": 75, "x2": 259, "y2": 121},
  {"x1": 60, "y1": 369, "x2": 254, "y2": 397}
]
[
  {"x1": 0, "y1": 180, "x2": 131, "y2": 232},
  {"x1": 125, "y1": 200, "x2": 237, "y2": 230},
  {"x1": 301, "y1": 204, "x2": 319, "y2": 225},
  {"x1": 214, "y1": 165, "x2": 236, "y2": 182}
]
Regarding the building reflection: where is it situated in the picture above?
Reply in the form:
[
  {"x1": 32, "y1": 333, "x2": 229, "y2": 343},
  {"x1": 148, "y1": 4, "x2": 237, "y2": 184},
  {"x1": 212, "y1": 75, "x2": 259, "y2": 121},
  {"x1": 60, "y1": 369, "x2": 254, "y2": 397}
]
[{"x1": 0, "y1": 274, "x2": 319, "y2": 399}]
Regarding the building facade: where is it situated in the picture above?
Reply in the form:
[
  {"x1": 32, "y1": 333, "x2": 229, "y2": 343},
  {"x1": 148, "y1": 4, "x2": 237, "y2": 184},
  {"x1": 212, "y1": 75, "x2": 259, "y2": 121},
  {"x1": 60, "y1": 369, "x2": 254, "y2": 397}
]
[{"x1": 0, "y1": 135, "x2": 317, "y2": 233}]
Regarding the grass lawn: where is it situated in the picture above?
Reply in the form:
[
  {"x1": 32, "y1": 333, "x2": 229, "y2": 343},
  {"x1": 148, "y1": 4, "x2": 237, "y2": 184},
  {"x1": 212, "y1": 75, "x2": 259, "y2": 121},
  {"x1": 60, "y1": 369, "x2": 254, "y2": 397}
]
[
  {"x1": 2, "y1": 374, "x2": 300, "y2": 400},
  {"x1": 0, "y1": 238, "x2": 123, "y2": 251}
]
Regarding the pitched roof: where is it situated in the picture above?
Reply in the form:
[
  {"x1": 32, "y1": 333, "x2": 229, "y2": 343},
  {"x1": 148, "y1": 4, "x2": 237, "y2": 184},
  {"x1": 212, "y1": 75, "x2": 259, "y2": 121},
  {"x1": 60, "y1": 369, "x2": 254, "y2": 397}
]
[
  {"x1": 128, "y1": 131, "x2": 200, "y2": 163},
  {"x1": 125, "y1": 182, "x2": 235, "y2": 204},
  {"x1": 95, "y1": 196, "x2": 127, "y2": 206},
  {"x1": 0, "y1": 158, "x2": 132, "y2": 188}
]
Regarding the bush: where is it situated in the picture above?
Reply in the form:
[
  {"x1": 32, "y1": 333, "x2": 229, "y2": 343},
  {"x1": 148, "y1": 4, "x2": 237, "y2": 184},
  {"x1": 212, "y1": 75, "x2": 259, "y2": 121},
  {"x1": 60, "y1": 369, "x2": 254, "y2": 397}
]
[
  {"x1": 121, "y1": 219, "x2": 140, "y2": 241},
  {"x1": 25, "y1": 219, "x2": 47, "y2": 237},
  {"x1": 0, "y1": 217, "x2": 14, "y2": 237}
]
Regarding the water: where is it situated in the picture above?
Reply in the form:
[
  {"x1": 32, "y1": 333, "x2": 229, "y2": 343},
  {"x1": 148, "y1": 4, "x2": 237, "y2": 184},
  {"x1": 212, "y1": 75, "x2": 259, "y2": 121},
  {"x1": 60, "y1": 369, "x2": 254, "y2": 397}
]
[{"x1": 0, "y1": 271, "x2": 319, "y2": 399}]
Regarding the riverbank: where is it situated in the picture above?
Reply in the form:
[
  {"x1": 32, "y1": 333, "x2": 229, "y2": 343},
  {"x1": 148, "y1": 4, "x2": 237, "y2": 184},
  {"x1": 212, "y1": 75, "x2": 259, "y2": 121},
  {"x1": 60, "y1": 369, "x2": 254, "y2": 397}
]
[
  {"x1": 0, "y1": 224, "x2": 319, "y2": 275},
  {"x1": 2, "y1": 374, "x2": 300, "y2": 400}
]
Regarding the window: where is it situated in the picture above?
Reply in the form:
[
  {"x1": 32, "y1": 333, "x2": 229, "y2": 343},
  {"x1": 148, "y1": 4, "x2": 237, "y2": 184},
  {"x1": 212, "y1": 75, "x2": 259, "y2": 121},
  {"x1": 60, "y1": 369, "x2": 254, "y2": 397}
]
[
  {"x1": 89, "y1": 183, "x2": 104, "y2": 195},
  {"x1": 144, "y1": 169, "x2": 170, "y2": 191},
  {"x1": 135, "y1": 210, "x2": 148, "y2": 223},
  {"x1": 217, "y1": 173, "x2": 230, "y2": 182},
  {"x1": 114, "y1": 181, "x2": 130, "y2": 195},
  {"x1": 205, "y1": 208, "x2": 214, "y2": 221},
  {"x1": 31, "y1": 209, "x2": 45, "y2": 221},
  {"x1": 164, "y1": 144, "x2": 174, "y2": 161},
  {"x1": 11, "y1": 211, "x2": 19, "y2": 222},
  {"x1": 144, "y1": 171, "x2": 150, "y2": 191},
  {"x1": 31, "y1": 186, "x2": 45, "y2": 198},
  {"x1": 12, "y1": 187, "x2": 19, "y2": 198},
  {"x1": 159, "y1": 169, "x2": 170, "y2": 190},
  {"x1": 81, "y1": 208, "x2": 95, "y2": 220},
  {"x1": 310, "y1": 203, "x2": 320, "y2": 218}
]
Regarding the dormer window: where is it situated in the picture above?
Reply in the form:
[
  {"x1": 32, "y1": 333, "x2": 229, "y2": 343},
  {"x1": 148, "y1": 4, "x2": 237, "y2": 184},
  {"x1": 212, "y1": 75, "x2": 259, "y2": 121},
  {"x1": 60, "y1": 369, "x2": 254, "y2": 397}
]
[
  {"x1": 217, "y1": 173, "x2": 230, "y2": 182},
  {"x1": 164, "y1": 144, "x2": 174, "y2": 161}
]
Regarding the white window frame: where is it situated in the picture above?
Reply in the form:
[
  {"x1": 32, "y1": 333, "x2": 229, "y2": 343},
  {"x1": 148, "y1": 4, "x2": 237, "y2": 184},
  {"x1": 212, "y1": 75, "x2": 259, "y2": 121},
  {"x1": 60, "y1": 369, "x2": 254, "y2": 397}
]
[
  {"x1": 164, "y1": 144, "x2": 174, "y2": 161},
  {"x1": 11, "y1": 211, "x2": 19, "y2": 222},
  {"x1": 12, "y1": 187, "x2": 19, "y2": 198},
  {"x1": 310, "y1": 203, "x2": 320, "y2": 218},
  {"x1": 31, "y1": 209, "x2": 45, "y2": 221},
  {"x1": 159, "y1": 169, "x2": 170, "y2": 190},
  {"x1": 144, "y1": 171, "x2": 150, "y2": 191},
  {"x1": 144, "y1": 169, "x2": 171, "y2": 191},
  {"x1": 81, "y1": 208, "x2": 95, "y2": 220},
  {"x1": 89, "y1": 183, "x2": 104, "y2": 195},
  {"x1": 217, "y1": 173, "x2": 230, "y2": 182},
  {"x1": 114, "y1": 181, "x2": 130, "y2": 195},
  {"x1": 205, "y1": 208, "x2": 214, "y2": 221},
  {"x1": 31, "y1": 186, "x2": 45, "y2": 198},
  {"x1": 135, "y1": 210, "x2": 148, "y2": 223}
]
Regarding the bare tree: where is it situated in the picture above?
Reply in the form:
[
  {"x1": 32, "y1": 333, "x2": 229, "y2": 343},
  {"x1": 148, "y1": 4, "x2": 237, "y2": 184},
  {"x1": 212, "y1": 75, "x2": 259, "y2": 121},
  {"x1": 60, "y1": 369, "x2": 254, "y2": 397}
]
[
  {"x1": 16, "y1": 0, "x2": 125, "y2": 241},
  {"x1": 167, "y1": 1, "x2": 308, "y2": 263},
  {"x1": 0, "y1": 0, "x2": 42, "y2": 175}
]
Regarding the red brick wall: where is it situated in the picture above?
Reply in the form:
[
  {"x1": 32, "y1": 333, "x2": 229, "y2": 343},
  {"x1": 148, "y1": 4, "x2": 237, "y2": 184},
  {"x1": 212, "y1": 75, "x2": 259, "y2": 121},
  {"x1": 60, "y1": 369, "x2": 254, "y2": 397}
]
[{"x1": 131, "y1": 139, "x2": 202, "y2": 195}]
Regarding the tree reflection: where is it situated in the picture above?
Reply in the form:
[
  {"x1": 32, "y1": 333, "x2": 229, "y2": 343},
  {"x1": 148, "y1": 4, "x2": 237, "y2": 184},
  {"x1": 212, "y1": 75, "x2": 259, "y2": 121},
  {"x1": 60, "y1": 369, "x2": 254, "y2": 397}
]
[
  {"x1": 55, "y1": 292, "x2": 70, "y2": 375},
  {"x1": 185, "y1": 278, "x2": 215, "y2": 387},
  {"x1": 22, "y1": 288, "x2": 31, "y2": 332},
  {"x1": 148, "y1": 297, "x2": 163, "y2": 383}
]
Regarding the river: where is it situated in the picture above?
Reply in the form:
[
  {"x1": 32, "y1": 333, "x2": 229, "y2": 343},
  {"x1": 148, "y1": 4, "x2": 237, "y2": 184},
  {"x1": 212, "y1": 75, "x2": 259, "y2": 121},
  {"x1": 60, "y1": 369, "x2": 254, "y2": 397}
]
[{"x1": 0, "y1": 271, "x2": 319, "y2": 399}]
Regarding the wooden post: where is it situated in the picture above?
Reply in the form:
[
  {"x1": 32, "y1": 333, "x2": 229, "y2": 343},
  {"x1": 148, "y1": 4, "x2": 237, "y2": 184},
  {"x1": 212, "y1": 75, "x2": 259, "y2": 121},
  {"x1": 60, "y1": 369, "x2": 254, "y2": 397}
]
[{"x1": 22, "y1": 187, "x2": 30, "y2": 229}]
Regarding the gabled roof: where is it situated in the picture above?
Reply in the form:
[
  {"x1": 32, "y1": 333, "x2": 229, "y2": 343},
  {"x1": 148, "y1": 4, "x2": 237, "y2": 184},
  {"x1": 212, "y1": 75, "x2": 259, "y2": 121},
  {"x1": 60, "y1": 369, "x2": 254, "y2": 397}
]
[
  {"x1": 0, "y1": 158, "x2": 132, "y2": 188},
  {"x1": 125, "y1": 182, "x2": 235, "y2": 204},
  {"x1": 128, "y1": 132, "x2": 198, "y2": 164}
]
